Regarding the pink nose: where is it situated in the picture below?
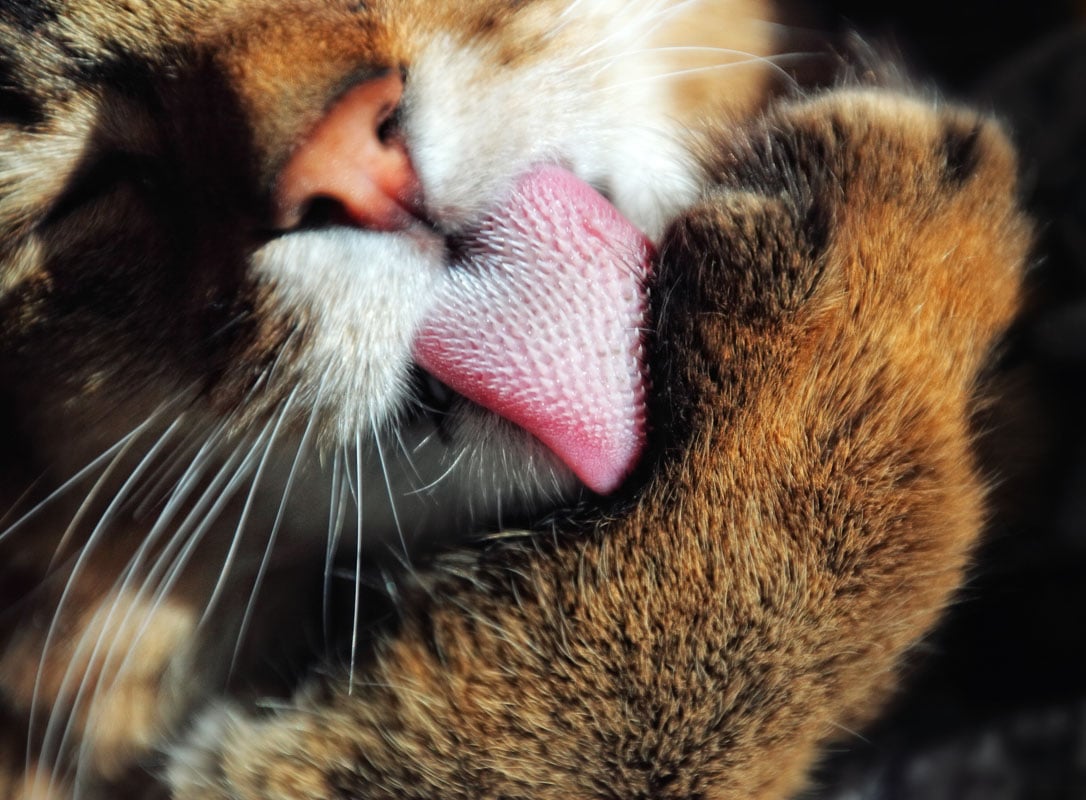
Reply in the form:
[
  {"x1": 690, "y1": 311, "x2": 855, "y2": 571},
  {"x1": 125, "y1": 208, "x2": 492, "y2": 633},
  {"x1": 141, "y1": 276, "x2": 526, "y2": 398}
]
[{"x1": 274, "y1": 70, "x2": 422, "y2": 231}]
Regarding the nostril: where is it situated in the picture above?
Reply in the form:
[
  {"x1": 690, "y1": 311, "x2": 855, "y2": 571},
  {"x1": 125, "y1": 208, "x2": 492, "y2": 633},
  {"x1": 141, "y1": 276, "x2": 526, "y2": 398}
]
[
  {"x1": 273, "y1": 69, "x2": 422, "y2": 233},
  {"x1": 294, "y1": 196, "x2": 355, "y2": 230},
  {"x1": 376, "y1": 106, "x2": 400, "y2": 145}
]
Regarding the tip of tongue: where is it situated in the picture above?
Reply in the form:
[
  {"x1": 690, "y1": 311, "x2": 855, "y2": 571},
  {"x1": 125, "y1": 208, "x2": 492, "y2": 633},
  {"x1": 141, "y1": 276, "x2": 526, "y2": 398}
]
[
  {"x1": 525, "y1": 409, "x2": 645, "y2": 496},
  {"x1": 414, "y1": 165, "x2": 654, "y2": 495}
]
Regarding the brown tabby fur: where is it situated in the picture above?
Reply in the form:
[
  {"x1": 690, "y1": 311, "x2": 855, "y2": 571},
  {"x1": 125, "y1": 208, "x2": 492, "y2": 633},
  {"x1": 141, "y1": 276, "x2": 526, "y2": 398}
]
[{"x1": 0, "y1": 0, "x2": 1029, "y2": 797}]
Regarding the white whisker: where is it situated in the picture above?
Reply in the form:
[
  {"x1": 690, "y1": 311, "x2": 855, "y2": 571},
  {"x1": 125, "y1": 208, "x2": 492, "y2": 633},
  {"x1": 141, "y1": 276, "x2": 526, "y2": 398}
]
[
  {"x1": 574, "y1": 0, "x2": 674, "y2": 59},
  {"x1": 585, "y1": 50, "x2": 811, "y2": 96},
  {"x1": 48, "y1": 410, "x2": 262, "y2": 791},
  {"x1": 323, "y1": 450, "x2": 347, "y2": 648},
  {"x1": 230, "y1": 387, "x2": 316, "y2": 676},
  {"x1": 392, "y1": 425, "x2": 422, "y2": 486},
  {"x1": 373, "y1": 425, "x2": 407, "y2": 556},
  {"x1": 128, "y1": 417, "x2": 217, "y2": 520},
  {"x1": 2, "y1": 407, "x2": 165, "y2": 549},
  {"x1": 31, "y1": 409, "x2": 189, "y2": 797},
  {"x1": 47, "y1": 413, "x2": 191, "y2": 573},
  {"x1": 406, "y1": 446, "x2": 468, "y2": 497},
  {"x1": 348, "y1": 429, "x2": 363, "y2": 696},
  {"x1": 62, "y1": 423, "x2": 270, "y2": 791},
  {"x1": 201, "y1": 394, "x2": 297, "y2": 632}
]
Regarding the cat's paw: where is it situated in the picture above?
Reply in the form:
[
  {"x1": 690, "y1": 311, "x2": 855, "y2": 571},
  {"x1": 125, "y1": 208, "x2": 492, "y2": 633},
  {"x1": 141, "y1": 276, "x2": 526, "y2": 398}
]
[
  {"x1": 660, "y1": 87, "x2": 1026, "y2": 369},
  {"x1": 0, "y1": 582, "x2": 200, "y2": 793},
  {"x1": 648, "y1": 90, "x2": 1029, "y2": 495}
]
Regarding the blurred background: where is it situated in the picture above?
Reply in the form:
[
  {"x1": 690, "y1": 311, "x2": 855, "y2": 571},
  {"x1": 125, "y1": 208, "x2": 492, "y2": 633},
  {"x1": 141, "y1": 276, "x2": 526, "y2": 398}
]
[{"x1": 798, "y1": 2, "x2": 1086, "y2": 797}]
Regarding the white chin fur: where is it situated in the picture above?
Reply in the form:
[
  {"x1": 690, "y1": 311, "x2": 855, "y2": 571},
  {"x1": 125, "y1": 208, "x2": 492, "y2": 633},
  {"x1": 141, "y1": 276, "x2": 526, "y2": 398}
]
[{"x1": 254, "y1": 225, "x2": 445, "y2": 442}]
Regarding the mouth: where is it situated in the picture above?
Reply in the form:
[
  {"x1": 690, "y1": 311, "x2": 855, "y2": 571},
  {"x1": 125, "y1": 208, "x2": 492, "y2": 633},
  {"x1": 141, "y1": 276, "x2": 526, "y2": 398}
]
[
  {"x1": 408, "y1": 366, "x2": 459, "y2": 441},
  {"x1": 259, "y1": 163, "x2": 656, "y2": 497},
  {"x1": 412, "y1": 165, "x2": 655, "y2": 496}
]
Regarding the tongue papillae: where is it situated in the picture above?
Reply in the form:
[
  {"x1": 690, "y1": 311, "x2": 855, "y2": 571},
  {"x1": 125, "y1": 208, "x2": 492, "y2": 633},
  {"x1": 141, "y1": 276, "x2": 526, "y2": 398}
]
[{"x1": 413, "y1": 165, "x2": 654, "y2": 495}]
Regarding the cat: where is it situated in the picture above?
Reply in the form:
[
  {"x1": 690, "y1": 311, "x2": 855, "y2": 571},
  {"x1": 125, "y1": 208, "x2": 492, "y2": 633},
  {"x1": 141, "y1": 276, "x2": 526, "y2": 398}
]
[{"x1": 0, "y1": 1, "x2": 1030, "y2": 798}]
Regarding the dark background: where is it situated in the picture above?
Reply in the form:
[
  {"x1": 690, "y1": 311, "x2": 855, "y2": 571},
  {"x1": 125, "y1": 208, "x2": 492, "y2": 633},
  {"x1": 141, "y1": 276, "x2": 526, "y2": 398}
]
[
  {"x1": 800, "y1": 2, "x2": 1086, "y2": 797},
  {"x1": 821, "y1": 0, "x2": 1080, "y2": 90}
]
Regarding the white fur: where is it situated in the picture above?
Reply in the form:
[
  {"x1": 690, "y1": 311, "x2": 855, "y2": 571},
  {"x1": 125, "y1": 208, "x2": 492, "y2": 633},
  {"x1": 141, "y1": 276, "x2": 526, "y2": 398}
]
[
  {"x1": 254, "y1": 226, "x2": 446, "y2": 440},
  {"x1": 404, "y1": 3, "x2": 700, "y2": 241}
]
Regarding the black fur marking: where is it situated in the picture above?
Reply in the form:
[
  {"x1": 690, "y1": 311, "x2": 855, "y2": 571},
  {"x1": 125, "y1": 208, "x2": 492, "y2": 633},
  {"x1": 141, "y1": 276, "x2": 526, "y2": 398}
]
[
  {"x1": 942, "y1": 123, "x2": 982, "y2": 186},
  {"x1": 43, "y1": 152, "x2": 163, "y2": 226},
  {"x1": 0, "y1": 1, "x2": 58, "y2": 32},
  {"x1": 0, "y1": 59, "x2": 45, "y2": 127},
  {"x1": 68, "y1": 50, "x2": 161, "y2": 106},
  {"x1": 799, "y1": 193, "x2": 833, "y2": 266}
]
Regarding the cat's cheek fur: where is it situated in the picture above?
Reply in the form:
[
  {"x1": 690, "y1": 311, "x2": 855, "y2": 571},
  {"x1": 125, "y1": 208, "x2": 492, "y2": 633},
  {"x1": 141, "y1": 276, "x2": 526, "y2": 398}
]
[{"x1": 404, "y1": 29, "x2": 702, "y2": 241}]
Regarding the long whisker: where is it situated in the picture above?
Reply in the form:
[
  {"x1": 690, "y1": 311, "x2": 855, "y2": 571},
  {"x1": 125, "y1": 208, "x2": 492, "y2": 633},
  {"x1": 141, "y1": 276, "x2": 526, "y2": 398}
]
[
  {"x1": 585, "y1": 51, "x2": 811, "y2": 95},
  {"x1": 46, "y1": 412, "x2": 190, "y2": 573},
  {"x1": 349, "y1": 429, "x2": 363, "y2": 696},
  {"x1": 55, "y1": 570, "x2": 143, "y2": 796},
  {"x1": 406, "y1": 445, "x2": 468, "y2": 497},
  {"x1": 323, "y1": 450, "x2": 347, "y2": 649},
  {"x1": 0, "y1": 475, "x2": 45, "y2": 532},
  {"x1": 570, "y1": 43, "x2": 799, "y2": 80},
  {"x1": 230, "y1": 387, "x2": 317, "y2": 675},
  {"x1": 392, "y1": 425, "x2": 422, "y2": 486},
  {"x1": 200, "y1": 393, "x2": 298, "y2": 631},
  {"x1": 1, "y1": 408, "x2": 165, "y2": 549},
  {"x1": 61, "y1": 422, "x2": 269, "y2": 792},
  {"x1": 43, "y1": 411, "x2": 261, "y2": 792},
  {"x1": 373, "y1": 424, "x2": 407, "y2": 557},
  {"x1": 128, "y1": 416, "x2": 219, "y2": 520},
  {"x1": 573, "y1": 0, "x2": 676, "y2": 59}
]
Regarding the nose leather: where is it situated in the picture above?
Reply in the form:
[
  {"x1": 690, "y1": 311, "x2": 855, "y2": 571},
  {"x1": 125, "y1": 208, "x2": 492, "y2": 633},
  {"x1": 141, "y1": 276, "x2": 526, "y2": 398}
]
[{"x1": 274, "y1": 70, "x2": 422, "y2": 231}]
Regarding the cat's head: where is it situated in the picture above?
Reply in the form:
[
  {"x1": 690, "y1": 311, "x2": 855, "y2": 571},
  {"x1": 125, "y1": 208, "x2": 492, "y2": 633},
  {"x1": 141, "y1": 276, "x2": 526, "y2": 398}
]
[{"x1": 0, "y1": 0, "x2": 779, "y2": 547}]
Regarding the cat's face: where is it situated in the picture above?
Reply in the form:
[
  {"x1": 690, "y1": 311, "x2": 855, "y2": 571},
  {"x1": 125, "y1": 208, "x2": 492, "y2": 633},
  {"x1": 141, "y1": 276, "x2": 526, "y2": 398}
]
[{"x1": 0, "y1": 0, "x2": 777, "y2": 548}]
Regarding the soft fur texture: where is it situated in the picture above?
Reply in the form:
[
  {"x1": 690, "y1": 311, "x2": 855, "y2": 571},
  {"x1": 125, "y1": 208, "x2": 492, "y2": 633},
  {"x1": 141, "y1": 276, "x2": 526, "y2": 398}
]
[{"x1": 0, "y1": 1, "x2": 1031, "y2": 798}]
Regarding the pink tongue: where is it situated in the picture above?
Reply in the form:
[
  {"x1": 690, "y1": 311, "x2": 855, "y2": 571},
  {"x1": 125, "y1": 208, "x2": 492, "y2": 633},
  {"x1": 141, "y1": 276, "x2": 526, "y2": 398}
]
[{"x1": 413, "y1": 165, "x2": 653, "y2": 495}]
